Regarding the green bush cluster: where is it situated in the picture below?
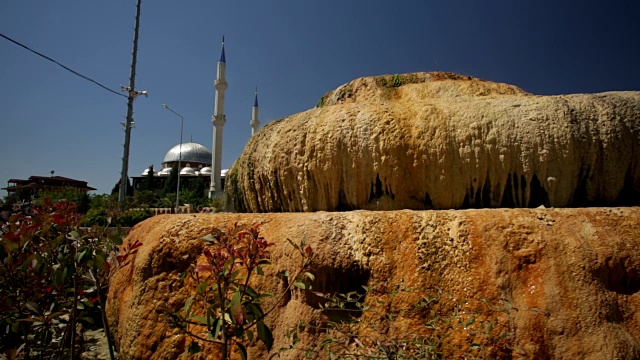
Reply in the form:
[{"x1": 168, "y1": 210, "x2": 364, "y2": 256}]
[
  {"x1": 117, "y1": 209, "x2": 153, "y2": 227},
  {"x1": 0, "y1": 199, "x2": 130, "y2": 359}
]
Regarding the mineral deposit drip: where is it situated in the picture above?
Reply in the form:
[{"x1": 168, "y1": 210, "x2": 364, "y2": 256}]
[{"x1": 226, "y1": 72, "x2": 640, "y2": 212}]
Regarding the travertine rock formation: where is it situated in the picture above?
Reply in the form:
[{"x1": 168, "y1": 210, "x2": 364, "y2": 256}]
[
  {"x1": 107, "y1": 208, "x2": 640, "y2": 359},
  {"x1": 226, "y1": 72, "x2": 640, "y2": 212}
]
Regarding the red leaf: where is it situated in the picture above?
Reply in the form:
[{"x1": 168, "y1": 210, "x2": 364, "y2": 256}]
[{"x1": 195, "y1": 264, "x2": 215, "y2": 273}]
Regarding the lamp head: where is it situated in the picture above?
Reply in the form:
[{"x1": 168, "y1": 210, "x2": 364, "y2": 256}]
[{"x1": 162, "y1": 104, "x2": 168, "y2": 108}]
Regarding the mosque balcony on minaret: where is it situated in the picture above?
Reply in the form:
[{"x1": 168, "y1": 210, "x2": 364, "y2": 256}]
[
  {"x1": 214, "y1": 79, "x2": 228, "y2": 92},
  {"x1": 212, "y1": 114, "x2": 226, "y2": 126}
]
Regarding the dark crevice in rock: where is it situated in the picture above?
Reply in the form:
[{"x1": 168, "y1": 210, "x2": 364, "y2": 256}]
[
  {"x1": 305, "y1": 264, "x2": 371, "y2": 319},
  {"x1": 529, "y1": 175, "x2": 549, "y2": 208},
  {"x1": 369, "y1": 174, "x2": 384, "y2": 202},
  {"x1": 482, "y1": 174, "x2": 492, "y2": 207},
  {"x1": 368, "y1": 173, "x2": 395, "y2": 203},
  {"x1": 336, "y1": 190, "x2": 355, "y2": 211},
  {"x1": 375, "y1": 174, "x2": 383, "y2": 198},
  {"x1": 615, "y1": 167, "x2": 640, "y2": 206},
  {"x1": 501, "y1": 173, "x2": 516, "y2": 208},
  {"x1": 424, "y1": 192, "x2": 433, "y2": 209},
  {"x1": 461, "y1": 193, "x2": 471, "y2": 208},
  {"x1": 473, "y1": 185, "x2": 481, "y2": 207},
  {"x1": 573, "y1": 166, "x2": 592, "y2": 206},
  {"x1": 593, "y1": 259, "x2": 640, "y2": 296},
  {"x1": 520, "y1": 174, "x2": 527, "y2": 204}
]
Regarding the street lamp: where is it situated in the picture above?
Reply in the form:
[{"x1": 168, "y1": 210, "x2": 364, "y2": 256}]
[{"x1": 162, "y1": 104, "x2": 184, "y2": 212}]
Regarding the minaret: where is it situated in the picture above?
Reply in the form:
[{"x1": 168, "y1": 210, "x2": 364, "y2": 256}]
[
  {"x1": 250, "y1": 88, "x2": 260, "y2": 136},
  {"x1": 209, "y1": 37, "x2": 227, "y2": 198}
]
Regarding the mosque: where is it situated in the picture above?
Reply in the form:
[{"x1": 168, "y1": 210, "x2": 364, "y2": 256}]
[{"x1": 131, "y1": 38, "x2": 259, "y2": 198}]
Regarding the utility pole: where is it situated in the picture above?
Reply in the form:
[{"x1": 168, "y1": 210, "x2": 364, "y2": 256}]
[{"x1": 119, "y1": 0, "x2": 147, "y2": 206}]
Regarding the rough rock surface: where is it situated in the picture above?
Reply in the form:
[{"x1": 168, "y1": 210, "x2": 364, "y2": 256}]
[
  {"x1": 226, "y1": 72, "x2": 640, "y2": 212},
  {"x1": 107, "y1": 208, "x2": 640, "y2": 359}
]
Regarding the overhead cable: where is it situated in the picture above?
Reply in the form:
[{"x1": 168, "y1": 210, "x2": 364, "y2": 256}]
[{"x1": 0, "y1": 32, "x2": 126, "y2": 98}]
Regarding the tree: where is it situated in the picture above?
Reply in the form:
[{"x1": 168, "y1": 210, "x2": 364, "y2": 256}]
[
  {"x1": 111, "y1": 179, "x2": 133, "y2": 198},
  {"x1": 132, "y1": 190, "x2": 157, "y2": 208},
  {"x1": 143, "y1": 165, "x2": 155, "y2": 192},
  {"x1": 76, "y1": 192, "x2": 91, "y2": 214},
  {"x1": 163, "y1": 164, "x2": 179, "y2": 196},
  {"x1": 194, "y1": 177, "x2": 207, "y2": 199}
]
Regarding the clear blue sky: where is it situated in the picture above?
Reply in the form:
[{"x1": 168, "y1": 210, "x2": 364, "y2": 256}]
[{"x1": 1, "y1": 0, "x2": 639, "y2": 195}]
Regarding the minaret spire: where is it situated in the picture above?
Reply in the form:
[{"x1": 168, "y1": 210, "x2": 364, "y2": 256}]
[
  {"x1": 209, "y1": 36, "x2": 228, "y2": 198},
  {"x1": 219, "y1": 35, "x2": 226, "y2": 63},
  {"x1": 250, "y1": 87, "x2": 260, "y2": 136}
]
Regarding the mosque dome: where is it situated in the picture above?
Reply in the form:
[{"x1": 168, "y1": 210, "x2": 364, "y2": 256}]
[
  {"x1": 141, "y1": 168, "x2": 157, "y2": 176},
  {"x1": 158, "y1": 167, "x2": 172, "y2": 176},
  {"x1": 180, "y1": 166, "x2": 196, "y2": 175},
  {"x1": 163, "y1": 142, "x2": 212, "y2": 165},
  {"x1": 199, "y1": 167, "x2": 212, "y2": 175}
]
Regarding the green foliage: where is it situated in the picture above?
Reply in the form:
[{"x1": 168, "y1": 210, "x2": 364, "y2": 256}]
[
  {"x1": 76, "y1": 193, "x2": 91, "y2": 214},
  {"x1": 335, "y1": 83, "x2": 353, "y2": 102},
  {"x1": 143, "y1": 165, "x2": 155, "y2": 192},
  {"x1": 316, "y1": 90, "x2": 333, "y2": 109},
  {"x1": 226, "y1": 168, "x2": 245, "y2": 212},
  {"x1": 117, "y1": 209, "x2": 153, "y2": 227},
  {"x1": 111, "y1": 178, "x2": 133, "y2": 197},
  {"x1": 163, "y1": 164, "x2": 179, "y2": 196},
  {"x1": 81, "y1": 207, "x2": 109, "y2": 227},
  {"x1": 391, "y1": 74, "x2": 404, "y2": 88},
  {"x1": 167, "y1": 224, "x2": 314, "y2": 359},
  {"x1": 89, "y1": 194, "x2": 112, "y2": 210},
  {"x1": 279, "y1": 285, "x2": 537, "y2": 359},
  {"x1": 377, "y1": 74, "x2": 421, "y2": 89},
  {"x1": 132, "y1": 190, "x2": 158, "y2": 208},
  {"x1": 193, "y1": 177, "x2": 207, "y2": 200},
  {"x1": 34, "y1": 187, "x2": 84, "y2": 205},
  {"x1": 0, "y1": 199, "x2": 132, "y2": 359},
  {"x1": 209, "y1": 195, "x2": 225, "y2": 212},
  {"x1": 157, "y1": 194, "x2": 176, "y2": 208},
  {"x1": 179, "y1": 178, "x2": 210, "y2": 208}
]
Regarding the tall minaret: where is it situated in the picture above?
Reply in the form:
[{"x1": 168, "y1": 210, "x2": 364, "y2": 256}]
[
  {"x1": 250, "y1": 88, "x2": 260, "y2": 136},
  {"x1": 209, "y1": 37, "x2": 227, "y2": 198}
]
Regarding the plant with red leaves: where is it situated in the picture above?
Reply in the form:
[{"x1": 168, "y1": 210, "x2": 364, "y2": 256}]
[
  {"x1": 168, "y1": 223, "x2": 314, "y2": 360},
  {"x1": 0, "y1": 199, "x2": 128, "y2": 360}
]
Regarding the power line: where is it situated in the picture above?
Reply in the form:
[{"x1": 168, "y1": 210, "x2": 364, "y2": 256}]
[{"x1": 0, "y1": 32, "x2": 126, "y2": 98}]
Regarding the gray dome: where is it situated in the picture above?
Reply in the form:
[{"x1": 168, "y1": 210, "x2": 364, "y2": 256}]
[
  {"x1": 158, "y1": 168, "x2": 172, "y2": 176},
  {"x1": 141, "y1": 168, "x2": 157, "y2": 176},
  {"x1": 199, "y1": 167, "x2": 212, "y2": 175},
  {"x1": 180, "y1": 166, "x2": 196, "y2": 175},
  {"x1": 163, "y1": 142, "x2": 212, "y2": 165}
]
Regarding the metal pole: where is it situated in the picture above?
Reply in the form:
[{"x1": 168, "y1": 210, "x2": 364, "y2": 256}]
[
  {"x1": 119, "y1": 0, "x2": 143, "y2": 207},
  {"x1": 162, "y1": 104, "x2": 184, "y2": 212}
]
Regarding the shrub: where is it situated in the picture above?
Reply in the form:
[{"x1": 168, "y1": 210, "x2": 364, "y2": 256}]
[
  {"x1": 0, "y1": 199, "x2": 132, "y2": 359},
  {"x1": 81, "y1": 207, "x2": 109, "y2": 227},
  {"x1": 279, "y1": 285, "x2": 545, "y2": 359},
  {"x1": 167, "y1": 224, "x2": 314, "y2": 359},
  {"x1": 117, "y1": 209, "x2": 153, "y2": 227}
]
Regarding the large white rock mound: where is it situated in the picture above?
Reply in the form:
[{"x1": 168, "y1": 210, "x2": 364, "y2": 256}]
[{"x1": 226, "y1": 72, "x2": 640, "y2": 212}]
